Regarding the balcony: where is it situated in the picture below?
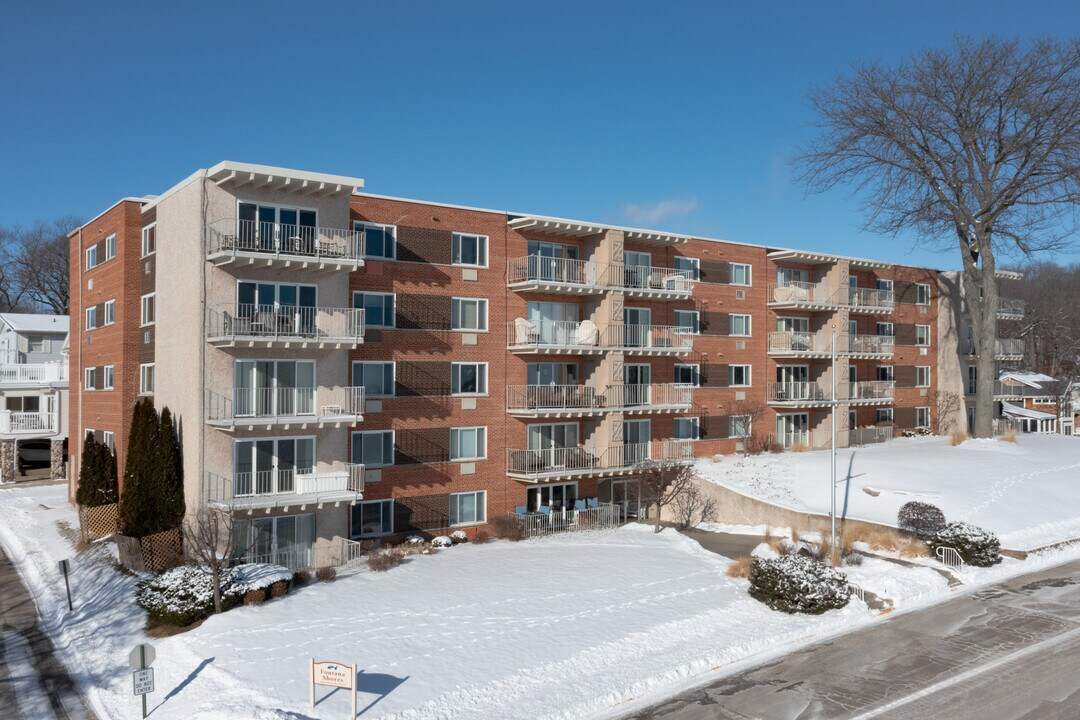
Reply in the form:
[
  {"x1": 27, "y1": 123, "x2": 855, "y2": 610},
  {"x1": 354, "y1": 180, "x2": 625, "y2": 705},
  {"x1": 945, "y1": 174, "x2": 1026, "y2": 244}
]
[
  {"x1": 614, "y1": 265, "x2": 695, "y2": 299},
  {"x1": 204, "y1": 463, "x2": 364, "y2": 512},
  {"x1": 0, "y1": 363, "x2": 68, "y2": 385},
  {"x1": 994, "y1": 381, "x2": 1052, "y2": 400},
  {"x1": 206, "y1": 218, "x2": 364, "y2": 270},
  {"x1": 997, "y1": 297, "x2": 1025, "y2": 319},
  {"x1": 600, "y1": 324, "x2": 695, "y2": 355},
  {"x1": 841, "y1": 334, "x2": 895, "y2": 358},
  {"x1": 206, "y1": 305, "x2": 364, "y2": 348},
  {"x1": 505, "y1": 439, "x2": 695, "y2": 482},
  {"x1": 0, "y1": 410, "x2": 58, "y2": 436},
  {"x1": 506, "y1": 256, "x2": 611, "y2": 296},
  {"x1": 847, "y1": 287, "x2": 895, "y2": 314},
  {"x1": 842, "y1": 381, "x2": 894, "y2": 405},
  {"x1": 767, "y1": 381, "x2": 832, "y2": 407},
  {"x1": 966, "y1": 338, "x2": 1024, "y2": 361},
  {"x1": 506, "y1": 320, "x2": 694, "y2": 356},
  {"x1": 205, "y1": 386, "x2": 363, "y2": 429},
  {"x1": 767, "y1": 332, "x2": 834, "y2": 358},
  {"x1": 505, "y1": 383, "x2": 694, "y2": 418},
  {"x1": 768, "y1": 282, "x2": 848, "y2": 310}
]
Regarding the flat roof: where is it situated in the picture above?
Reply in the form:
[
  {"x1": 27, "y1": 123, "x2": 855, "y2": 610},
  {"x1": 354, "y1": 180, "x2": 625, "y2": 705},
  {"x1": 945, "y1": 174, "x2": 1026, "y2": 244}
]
[{"x1": 0, "y1": 313, "x2": 70, "y2": 333}]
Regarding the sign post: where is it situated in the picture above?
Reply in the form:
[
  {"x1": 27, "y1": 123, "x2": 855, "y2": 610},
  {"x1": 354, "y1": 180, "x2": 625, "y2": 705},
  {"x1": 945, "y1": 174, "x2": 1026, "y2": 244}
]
[
  {"x1": 129, "y1": 643, "x2": 156, "y2": 718},
  {"x1": 310, "y1": 658, "x2": 357, "y2": 719},
  {"x1": 57, "y1": 559, "x2": 73, "y2": 611}
]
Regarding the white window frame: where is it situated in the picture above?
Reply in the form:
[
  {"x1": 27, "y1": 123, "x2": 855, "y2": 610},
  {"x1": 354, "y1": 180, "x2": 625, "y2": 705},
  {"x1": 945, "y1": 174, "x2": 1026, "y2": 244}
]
[
  {"x1": 673, "y1": 416, "x2": 700, "y2": 440},
  {"x1": 352, "y1": 430, "x2": 395, "y2": 468},
  {"x1": 142, "y1": 223, "x2": 156, "y2": 257},
  {"x1": 915, "y1": 365, "x2": 930, "y2": 388},
  {"x1": 450, "y1": 426, "x2": 487, "y2": 461},
  {"x1": 877, "y1": 365, "x2": 894, "y2": 382},
  {"x1": 102, "y1": 431, "x2": 115, "y2": 453},
  {"x1": 876, "y1": 322, "x2": 894, "y2": 337},
  {"x1": 85, "y1": 245, "x2": 98, "y2": 269},
  {"x1": 915, "y1": 324, "x2": 931, "y2": 346},
  {"x1": 105, "y1": 234, "x2": 116, "y2": 261},
  {"x1": 352, "y1": 361, "x2": 395, "y2": 398},
  {"x1": 140, "y1": 293, "x2": 155, "y2": 326},
  {"x1": 729, "y1": 364, "x2": 752, "y2": 387},
  {"x1": 84, "y1": 367, "x2": 97, "y2": 390},
  {"x1": 104, "y1": 299, "x2": 115, "y2": 326},
  {"x1": 729, "y1": 262, "x2": 752, "y2": 286},
  {"x1": 27, "y1": 336, "x2": 45, "y2": 353},
  {"x1": 915, "y1": 283, "x2": 931, "y2": 305},
  {"x1": 915, "y1": 406, "x2": 930, "y2": 428},
  {"x1": 729, "y1": 314, "x2": 752, "y2": 337},
  {"x1": 353, "y1": 291, "x2": 396, "y2": 329},
  {"x1": 451, "y1": 362, "x2": 488, "y2": 396},
  {"x1": 877, "y1": 408, "x2": 894, "y2": 424},
  {"x1": 673, "y1": 256, "x2": 700, "y2": 281},
  {"x1": 729, "y1": 414, "x2": 752, "y2": 438},
  {"x1": 451, "y1": 297, "x2": 488, "y2": 332},
  {"x1": 352, "y1": 499, "x2": 394, "y2": 538},
  {"x1": 674, "y1": 309, "x2": 700, "y2": 334},
  {"x1": 449, "y1": 490, "x2": 487, "y2": 527},
  {"x1": 674, "y1": 363, "x2": 700, "y2": 387},
  {"x1": 451, "y1": 232, "x2": 489, "y2": 268},
  {"x1": 355, "y1": 221, "x2": 397, "y2": 260},
  {"x1": 139, "y1": 363, "x2": 155, "y2": 395},
  {"x1": 85, "y1": 306, "x2": 97, "y2": 330},
  {"x1": 103, "y1": 365, "x2": 115, "y2": 390}
]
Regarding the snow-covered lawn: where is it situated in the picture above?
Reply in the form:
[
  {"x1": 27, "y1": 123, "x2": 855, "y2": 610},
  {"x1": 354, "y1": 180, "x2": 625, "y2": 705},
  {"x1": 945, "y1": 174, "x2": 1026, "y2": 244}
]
[
  {"x1": 696, "y1": 434, "x2": 1080, "y2": 551},
  {"x1": 3, "y1": 481, "x2": 1080, "y2": 720}
]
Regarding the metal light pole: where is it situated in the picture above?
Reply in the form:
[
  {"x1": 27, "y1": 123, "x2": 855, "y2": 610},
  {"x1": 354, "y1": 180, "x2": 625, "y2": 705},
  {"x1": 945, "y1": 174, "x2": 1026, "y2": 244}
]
[{"x1": 830, "y1": 328, "x2": 838, "y2": 565}]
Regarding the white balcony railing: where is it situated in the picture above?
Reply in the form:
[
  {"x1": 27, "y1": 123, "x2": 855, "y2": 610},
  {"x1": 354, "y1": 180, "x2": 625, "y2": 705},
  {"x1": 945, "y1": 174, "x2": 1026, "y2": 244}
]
[
  {"x1": 769, "y1": 282, "x2": 847, "y2": 307},
  {"x1": 843, "y1": 334, "x2": 895, "y2": 355},
  {"x1": 206, "y1": 218, "x2": 364, "y2": 265},
  {"x1": 507, "y1": 320, "x2": 602, "y2": 351},
  {"x1": 0, "y1": 363, "x2": 68, "y2": 385},
  {"x1": 205, "y1": 463, "x2": 363, "y2": 511},
  {"x1": 605, "y1": 383, "x2": 694, "y2": 410},
  {"x1": 767, "y1": 382, "x2": 831, "y2": 404},
  {"x1": 997, "y1": 297, "x2": 1025, "y2": 317},
  {"x1": 996, "y1": 338, "x2": 1025, "y2": 357},
  {"x1": 207, "y1": 305, "x2": 364, "y2": 344},
  {"x1": 601, "y1": 324, "x2": 695, "y2": 353},
  {"x1": 845, "y1": 381, "x2": 895, "y2": 401},
  {"x1": 848, "y1": 286, "x2": 895, "y2": 311},
  {"x1": 506, "y1": 256, "x2": 610, "y2": 290},
  {"x1": 615, "y1": 265, "x2": 695, "y2": 294},
  {"x1": 994, "y1": 381, "x2": 1052, "y2": 399},
  {"x1": 0, "y1": 411, "x2": 57, "y2": 435},
  {"x1": 205, "y1": 386, "x2": 363, "y2": 424},
  {"x1": 506, "y1": 439, "x2": 695, "y2": 478},
  {"x1": 506, "y1": 384, "x2": 605, "y2": 413},
  {"x1": 767, "y1": 332, "x2": 831, "y2": 354}
]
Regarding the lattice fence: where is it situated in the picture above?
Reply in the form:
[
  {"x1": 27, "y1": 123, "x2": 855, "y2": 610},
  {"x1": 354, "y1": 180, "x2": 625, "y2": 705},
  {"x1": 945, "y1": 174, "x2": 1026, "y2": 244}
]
[
  {"x1": 116, "y1": 527, "x2": 183, "y2": 572},
  {"x1": 78, "y1": 503, "x2": 119, "y2": 542}
]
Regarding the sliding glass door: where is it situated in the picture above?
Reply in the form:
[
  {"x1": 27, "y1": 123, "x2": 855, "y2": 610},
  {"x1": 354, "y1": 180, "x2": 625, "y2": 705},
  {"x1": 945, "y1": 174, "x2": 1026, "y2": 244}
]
[{"x1": 234, "y1": 360, "x2": 315, "y2": 417}]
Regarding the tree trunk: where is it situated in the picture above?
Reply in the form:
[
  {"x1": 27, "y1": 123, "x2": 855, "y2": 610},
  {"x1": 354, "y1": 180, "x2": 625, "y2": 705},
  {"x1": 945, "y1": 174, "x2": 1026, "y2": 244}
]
[
  {"x1": 960, "y1": 228, "x2": 1000, "y2": 439},
  {"x1": 654, "y1": 503, "x2": 662, "y2": 533},
  {"x1": 212, "y1": 566, "x2": 223, "y2": 614}
]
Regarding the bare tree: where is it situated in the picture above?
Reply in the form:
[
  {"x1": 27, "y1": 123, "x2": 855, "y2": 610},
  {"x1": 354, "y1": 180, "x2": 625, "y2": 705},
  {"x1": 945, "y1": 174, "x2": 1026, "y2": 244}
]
[
  {"x1": 796, "y1": 37, "x2": 1080, "y2": 438},
  {"x1": 734, "y1": 400, "x2": 771, "y2": 456},
  {"x1": 934, "y1": 390, "x2": 964, "y2": 434},
  {"x1": 0, "y1": 217, "x2": 79, "y2": 315},
  {"x1": 671, "y1": 482, "x2": 719, "y2": 530},
  {"x1": 637, "y1": 459, "x2": 696, "y2": 533},
  {"x1": 183, "y1": 506, "x2": 262, "y2": 614},
  {"x1": 1005, "y1": 262, "x2": 1080, "y2": 377}
]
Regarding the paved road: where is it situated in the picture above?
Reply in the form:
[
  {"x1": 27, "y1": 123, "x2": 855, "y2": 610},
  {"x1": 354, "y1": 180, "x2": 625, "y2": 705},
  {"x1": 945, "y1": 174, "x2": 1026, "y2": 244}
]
[
  {"x1": 0, "y1": 542, "x2": 97, "y2": 719},
  {"x1": 627, "y1": 558, "x2": 1080, "y2": 720}
]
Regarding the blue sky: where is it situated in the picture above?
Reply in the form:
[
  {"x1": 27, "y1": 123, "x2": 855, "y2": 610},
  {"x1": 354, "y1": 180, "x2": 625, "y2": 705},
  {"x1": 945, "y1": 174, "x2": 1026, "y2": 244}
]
[{"x1": 2, "y1": 1, "x2": 1078, "y2": 269}]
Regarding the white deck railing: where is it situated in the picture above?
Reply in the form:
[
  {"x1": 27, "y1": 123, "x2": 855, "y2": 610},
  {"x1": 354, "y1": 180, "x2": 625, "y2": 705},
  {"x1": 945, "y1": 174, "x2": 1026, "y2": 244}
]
[
  {"x1": 997, "y1": 297, "x2": 1025, "y2": 317},
  {"x1": 996, "y1": 338, "x2": 1025, "y2": 356},
  {"x1": 845, "y1": 381, "x2": 895, "y2": 401},
  {"x1": 769, "y1": 282, "x2": 847, "y2": 306},
  {"x1": 844, "y1": 334, "x2": 895, "y2": 355},
  {"x1": 506, "y1": 384, "x2": 605, "y2": 413},
  {"x1": 207, "y1": 218, "x2": 364, "y2": 263},
  {"x1": 506, "y1": 256, "x2": 611, "y2": 288},
  {"x1": 850, "y1": 426, "x2": 893, "y2": 446},
  {"x1": 615, "y1": 265, "x2": 695, "y2": 293},
  {"x1": 516, "y1": 503, "x2": 622, "y2": 539},
  {"x1": 207, "y1": 304, "x2": 364, "y2": 343},
  {"x1": 767, "y1": 331, "x2": 830, "y2": 354},
  {"x1": 0, "y1": 411, "x2": 57, "y2": 435},
  {"x1": 205, "y1": 386, "x2": 363, "y2": 423},
  {"x1": 767, "y1": 382, "x2": 830, "y2": 403},
  {"x1": 601, "y1": 324, "x2": 695, "y2": 352},
  {"x1": 506, "y1": 439, "x2": 695, "y2": 477},
  {"x1": 0, "y1": 363, "x2": 68, "y2": 384},
  {"x1": 205, "y1": 463, "x2": 363, "y2": 504},
  {"x1": 507, "y1": 320, "x2": 601, "y2": 350},
  {"x1": 848, "y1": 286, "x2": 895, "y2": 310}
]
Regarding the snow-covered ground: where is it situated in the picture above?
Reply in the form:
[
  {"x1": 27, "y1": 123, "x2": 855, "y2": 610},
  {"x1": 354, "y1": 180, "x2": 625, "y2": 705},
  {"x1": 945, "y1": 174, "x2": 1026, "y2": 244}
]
[
  {"x1": 3, "y1": 481, "x2": 1080, "y2": 720},
  {"x1": 696, "y1": 434, "x2": 1080, "y2": 551}
]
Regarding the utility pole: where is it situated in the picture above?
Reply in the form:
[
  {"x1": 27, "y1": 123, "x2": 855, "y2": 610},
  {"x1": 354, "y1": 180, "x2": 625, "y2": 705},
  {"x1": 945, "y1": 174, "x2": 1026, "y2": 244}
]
[{"x1": 830, "y1": 326, "x2": 838, "y2": 566}]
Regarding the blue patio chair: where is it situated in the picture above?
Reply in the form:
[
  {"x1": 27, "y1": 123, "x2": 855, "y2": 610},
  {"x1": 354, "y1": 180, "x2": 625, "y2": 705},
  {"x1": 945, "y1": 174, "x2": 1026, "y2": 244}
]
[
  {"x1": 586, "y1": 498, "x2": 599, "y2": 509},
  {"x1": 538, "y1": 505, "x2": 551, "y2": 515},
  {"x1": 574, "y1": 499, "x2": 586, "y2": 511},
  {"x1": 515, "y1": 505, "x2": 528, "y2": 516}
]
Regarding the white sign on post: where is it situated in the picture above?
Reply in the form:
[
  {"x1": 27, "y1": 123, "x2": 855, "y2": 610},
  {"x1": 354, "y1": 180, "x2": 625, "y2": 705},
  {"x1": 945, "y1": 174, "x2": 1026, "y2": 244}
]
[
  {"x1": 133, "y1": 668, "x2": 154, "y2": 696},
  {"x1": 129, "y1": 643, "x2": 156, "y2": 718},
  {"x1": 129, "y1": 644, "x2": 156, "y2": 669},
  {"x1": 310, "y1": 659, "x2": 357, "y2": 719}
]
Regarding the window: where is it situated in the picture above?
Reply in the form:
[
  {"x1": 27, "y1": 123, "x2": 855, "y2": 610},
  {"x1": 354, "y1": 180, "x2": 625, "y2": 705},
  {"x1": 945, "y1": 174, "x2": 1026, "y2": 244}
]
[
  {"x1": 729, "y1": 365, "x2": 752, "y2": 387},
  {"x1": 356, "y1": 221, "x2": 396, "y2": 259},
  {"x1": 729, "y1": 314, "x2": 752, "y2": 336},
  {"x1": 916, "y1": 283, "x2": 931, "y2": 305},
  {"x1": 105, "y1": 234, "x2": 116, "y2": 260},
  {"x1": 967, "y1": 366, "x2": 977, "y2": 395},
  {"x1": 729, "y1": 415, "x2": 752, "y2": 438},
  {"x1": 451, "y1": 362, "x2": 488, "y2": 395},
  {"x1": 104, "y1": 300, "x2": 115, "y2": 325},
  {"x1": 915, "y1": 407, "x2": 930, "y2": 428},
  {"x1": 142, "y1": 224, "x2": 156, "y2": 257},
  {"x1": 353, "y1": 362, "x2": 394, "y2": 397},
  {"x1": 86, "y1": 245, "x2": 99, "y2": 269},
  {"x1": 85, "y1": 307, "x2": 97, "y2": 330},
  {"x1": 674, "y1": 364, "x2": 700, "y2": 386},
  {"x1": 876, "y1": 322, "x2": 894, "y2": 337},
  {"x1": 104, "y1": 365, "x2": 115, "y2": 390},
  {"x1": 450, "y1": 427, "x2": 487, "y2": 461},
  {"x1": 139, "y1": 364, "x2": 155, "y2": 394},
  {"x1": 915, "y1": 325, "x2": 931, "y2": 346},
  {"x1": 102, "y1": 431, "x2": 114, "y2": 453},
  {"x1": 351, "y1": 499, "x2": 393, "y2": 538},
  {"x1": 28, "y1": 336, "x2": 44, "y2": 353},
  {"x1": 84, "y1": 367, "x2": 97, "y2": 389},
  {"x1": 352, "y1": 430, "x2": 394, "y2": 467},
  {"x1": 673, "y1": 256, "x2": 700, "y2": 281},
  {"x1": 729, "y1": 262, "x2": 752, "y2": 286},
  {"x1": 777, "y1": 267, "x2": 807, "y2": 286},
  {"x1": 353, "y1": 292, "x2": 395, "y2": 328},
  {"x1": 674, "y1": 310, "x2": 699, "y2": 334},
  {"x1": 451, "y1": 298, "x2": 488, "y2": 331},
  {"x1": 451, "y1": 233, "x2": 488, "y2": 267},
  {"x1": 877, "y1": 279, "x2": 894, "y2": 293},
  {"x1": 877, "y1": 408, "x2": 894, "y2": 424},
  {"x1": 877, "y1": 366, "x2": 894, "y2": 382},
  {"x1": 140, "y1": 294, "x2": 155, "y2": 326},
  {"x1": 915, "y1": 366, "x2": 930, "y2": 387},
  {"x1": 450, "y1": 491, "x2": 487, "y2": 526},
  {"x1": 674, "y1": 417, "x2": 700, "y2": 440}
]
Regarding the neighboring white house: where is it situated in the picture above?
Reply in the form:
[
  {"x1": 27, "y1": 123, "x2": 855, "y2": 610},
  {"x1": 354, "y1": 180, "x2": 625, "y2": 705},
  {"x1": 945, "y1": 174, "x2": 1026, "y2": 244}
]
[
  {"x1": 0, "y1": 313, "x2": 70, "y2": 481},
  {"x1": 995, "y1": 370, "x2": 1063, "y2": 434}
]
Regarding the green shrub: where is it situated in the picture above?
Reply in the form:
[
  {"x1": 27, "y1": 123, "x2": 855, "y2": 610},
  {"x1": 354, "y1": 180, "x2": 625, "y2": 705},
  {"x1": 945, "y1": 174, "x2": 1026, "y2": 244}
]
[
  {"x1": 748, "y1": 555, "x2": 851, "y2": 614},
  {"x1": 897, "y1": 501, "x2": 946, "y2": 536},
  {"x1": 136, "y1": 563, "x2": 291, "y2": 626},
  {"x1": 928, "y1": 522, "x2": 1001, "y2": 567}
]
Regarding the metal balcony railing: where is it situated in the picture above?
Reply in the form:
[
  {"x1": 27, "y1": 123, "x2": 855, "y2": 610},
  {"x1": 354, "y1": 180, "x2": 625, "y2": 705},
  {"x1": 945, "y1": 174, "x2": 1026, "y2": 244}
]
[
  {"x1": 206, "y1": 304, "x2": 364, "y2": 344},
  {"x1": 506, "y1": 384, "x2": 605, "y2": 413},
  {"x1": 768, "y1": 282, "x2": 847, "y2": 307},
  {"x1": 506, "y1": 439, "x2": 695, "y2": 477},
  {"x1": 844, "y1": 381, "x2": 895, "y2": 401},
  {"x1": 615, "y1": 265, "x2": 695, "y2": 294},
  {"x1": 204, "y1": 463, "x2": 363, "y2": 511},
  {"x1": 0, "y1": 363, "x2": 68, "y2": 384},
  {"x1": 205, "y1": 386, "x2": 363, "y2": 424},
  {"x1": 605, "y1": 383, "x2": 694, "y2": 410},
  {"x1": 847, "y1": 286, "x2": 895, "y2": 311},
  {"x1": 843, "y1": 334, "x2": 895, "y2": 355},
  {"x1": 0, "y1": 410, "x2": 57, "y2": 435},
  {"x1": 206, "y1": 218, "x2": 364, "y2": 264},
  {"x1": 601, "y1": 324, "x2": 695, "y2": 353},
  {"x1": 767, "y1": 382, "x2": 831, "y2": 404},
  {"x1": 997, "y1": 297, "x2": 1025, "y2": 317},
  {"x1": 994, "y1": 381, "x2": 1052, "y2": 399},
  {"x1": 767, "y1": 331, "x2": 831, "y2": 354},
  {"x1": 507, "y1": 320, "x2": 602, "y2": 351},
  {"x1": 768, "y1": 430, "x2": 814, "y2": 450},
  {"x1": 506, "y1": 256, "x2": 612, "y2": 290}
]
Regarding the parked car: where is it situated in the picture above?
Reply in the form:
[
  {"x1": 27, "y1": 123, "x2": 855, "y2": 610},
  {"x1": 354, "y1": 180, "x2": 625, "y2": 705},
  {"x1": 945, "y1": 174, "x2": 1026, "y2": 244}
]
[{"x1": 17, "y1": 439, "x2": 52, "y2": 474}]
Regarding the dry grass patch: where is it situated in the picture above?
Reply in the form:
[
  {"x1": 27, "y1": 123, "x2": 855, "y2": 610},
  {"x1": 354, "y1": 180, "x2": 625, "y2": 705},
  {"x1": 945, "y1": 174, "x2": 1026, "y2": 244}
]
[
  {"x1": 1000, "y1": 428, "x2": 1018, "y2": 443},
  {"x1": 790, "y1": 442, "x2": 811, "y2": 453},
  {"x1": 726, "y1": 556, "x2": 753, "y2": 578},
  {"x1": 898, "y1": 536, "x2": 930, "y2": 558},
  {"x1": 950, "y1": 429, "x2": 970, "y2": 446}
]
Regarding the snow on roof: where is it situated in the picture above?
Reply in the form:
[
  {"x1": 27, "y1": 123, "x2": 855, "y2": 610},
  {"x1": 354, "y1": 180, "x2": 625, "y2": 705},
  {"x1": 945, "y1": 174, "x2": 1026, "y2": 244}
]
[
  {"x1": 1001, "y1": 401, "x2": 1058, "y2": 420},
  {"x1": 998, "y1": 370, "x2": 1056, "y2": 388},
  {"x1": 0, "y1": 313, "x2": 70, "y2": 334}
]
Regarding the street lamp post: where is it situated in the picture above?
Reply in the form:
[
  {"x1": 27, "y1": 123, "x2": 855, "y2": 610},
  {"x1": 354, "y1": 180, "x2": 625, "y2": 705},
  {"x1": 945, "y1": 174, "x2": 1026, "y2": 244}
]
[{"x1": 830, "y1": 328, "x2": 838, "y2": 565}]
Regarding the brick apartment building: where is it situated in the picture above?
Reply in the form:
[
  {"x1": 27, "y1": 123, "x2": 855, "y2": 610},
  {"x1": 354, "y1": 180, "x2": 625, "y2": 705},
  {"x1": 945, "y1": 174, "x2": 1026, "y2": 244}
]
[{"x1": 67, "y1": 162, "x2": 1024, "y2": 568}]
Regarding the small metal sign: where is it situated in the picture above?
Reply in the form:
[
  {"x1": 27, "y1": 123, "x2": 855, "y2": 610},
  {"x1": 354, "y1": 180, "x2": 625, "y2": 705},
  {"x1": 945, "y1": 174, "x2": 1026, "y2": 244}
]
[
  {"x1": 133, "y1": 668, "x2": 154, "y2": 696},
  {"x1": 129, "y1": 644, "x2": 156, "y2": 669},
  {"x1": 310, "y1": 659, "x2": 356, "y2": 718},
  {"x1": 57, "y1": 559, "x2": 73, "y2": 611}
]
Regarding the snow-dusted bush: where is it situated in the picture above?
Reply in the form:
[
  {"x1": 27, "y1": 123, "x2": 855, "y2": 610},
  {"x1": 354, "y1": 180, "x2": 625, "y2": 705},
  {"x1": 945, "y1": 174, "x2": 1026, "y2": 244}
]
[
  {"x1": 929, "y1": 522, "x2": 1001, "y2": 567},
  {"x1": 431, "y1": 536, "x2": 453, "y2": 548},
  {"x1": 901, "y1": 427, "x2": 932, "y2": 438},
  {"x1": 367, "y1": 548, "x2": 407, "y2": 572},
  {"x1": 404, "y1": 535, "x2": 425, "y2": 545},
  {"x1": 897, "y1": 501, "x2": 946, "y2": 536},
  {"x1": 136, "y1": 563, "x2": 291, "y2": 626},
  {"x1": 450, "y1": 530, "x2": 469, "y2": 544},
  {"x1": 748, "y1": 555, "x2": 851, "y2": 615}
]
